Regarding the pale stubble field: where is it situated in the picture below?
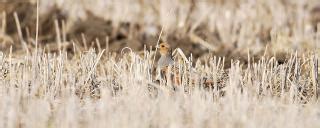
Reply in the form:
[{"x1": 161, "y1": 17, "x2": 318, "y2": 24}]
[{"x1": 0, "y1": 0, "x2": 319, "y2": 128}]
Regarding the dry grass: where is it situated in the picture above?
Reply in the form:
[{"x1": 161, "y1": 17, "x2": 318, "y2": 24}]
[
  {"x1": 0, "y1": 0, "x2": 319, "y2": 128},
  {"x1": 1, "y1": 0, "x2": 320, "y2": 56},
  {"x1": 0, "y1": 48, "x2": 318, "y2": 128}
]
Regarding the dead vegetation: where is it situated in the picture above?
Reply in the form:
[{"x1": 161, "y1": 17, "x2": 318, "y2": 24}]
[
  {"x1": 0, "y1": 0, "x2": 319, "y2": 128},
  {"x1": 0, "y1": 1, "x2": 319, "y2": 58},
  {"x1": 0, "y1": 47, "x2": 318, "y2": 127}
]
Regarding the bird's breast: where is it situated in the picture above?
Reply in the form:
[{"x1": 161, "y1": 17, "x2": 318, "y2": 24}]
[{"x1": 157, "y1": 55, "x2": 174, "y2": 68}]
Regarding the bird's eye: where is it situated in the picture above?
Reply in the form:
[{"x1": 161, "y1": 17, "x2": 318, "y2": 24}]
[{"x1": 161, "y1": 45, "x2": 165, "y2": 47}]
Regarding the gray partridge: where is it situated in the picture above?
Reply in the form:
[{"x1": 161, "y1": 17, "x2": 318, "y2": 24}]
[
  {"x1": 157, "y1": 42, "x2": 181, "y2": 86},
  {"x1": 156, "y1": 42, "x2": 217, "y2": 91}
]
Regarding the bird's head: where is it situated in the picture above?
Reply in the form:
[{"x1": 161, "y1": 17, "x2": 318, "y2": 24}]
[{"x1": 157, "y1": 42, "x2": 171, "y2": 56}]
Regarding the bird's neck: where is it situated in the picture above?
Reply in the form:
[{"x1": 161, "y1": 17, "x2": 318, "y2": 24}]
[{"x1": 160, "y1": 52, "x2": 171, "y2": 57}]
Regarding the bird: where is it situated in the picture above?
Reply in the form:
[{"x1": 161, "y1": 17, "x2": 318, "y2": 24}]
[
  {"x1": 157, "y1": 42, "x2": 174, "y2": 69},
  {"x1": 155, "y1": 42, "x2": 219, "y2": 92},
  {"x1": 156, "y1": 42, "x2": 181, "y2": 86}
]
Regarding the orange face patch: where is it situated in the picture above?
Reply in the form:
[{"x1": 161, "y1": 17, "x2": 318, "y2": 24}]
[{"x1": 159, "y1": 42, "x2": 171, "y2": 55}]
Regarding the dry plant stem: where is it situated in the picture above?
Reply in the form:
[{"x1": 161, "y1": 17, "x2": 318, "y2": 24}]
[
  {"x1": 95, "y1": 38, "x2": 102, "y2": 52},
  {"x1": 35, "y1": 0, "x2": 39, "y2": 51},
  {"x1": 9, "y1": 46, "x2": 12, "y2": 86},
  {"x1": 81, "y1": 33, "x2": 88, "y2": 50},
  {"x1": 151, "y1": 27, "x2": 163, "y2": 69},
  {"x1": 312, "y1": 54, "x2": 319, "y2": 98},
  {"x1": 13, "y1": 12, "x2": 24, "y2": 43},
  {"x1": 105, "y1": 36, "x2": 109, "y2": 52},
  {"x1": 84, "y1": 49, "x2": 105, "y2": 85},
  {"x1": 55, "y1": 20, "x2": 61, "y2": 51},
  {"x1": 172, "y1": 48, "x2": 189, "y2": 63},
  {"x1": 189, "y1": 33, "x2": 217, "y2": 51},
  {"x1": 1, "y1": 12, "x2": 5, "y2": 33},
  {"x1": 13, "y1": 12, "x2": 29, "y2": 55},
  {"x1": 62, "y1": 20, "x2": 67, "y2": 42},
  {"x1": 72, "y1": 41, "x2": 76, "y2": 54}
]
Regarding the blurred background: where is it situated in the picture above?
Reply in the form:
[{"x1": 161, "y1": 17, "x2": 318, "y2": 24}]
[{"x1": 0, "y1": 0, "x2": 319, "y2": 60}]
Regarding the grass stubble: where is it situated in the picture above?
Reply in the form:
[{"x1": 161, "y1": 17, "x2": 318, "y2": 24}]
[
  {"x1": 0, "y1": 0, "x2": 320, "y2": 128},
  {"x1": 0, "y1": 43, "x2": 318, "y2": 128}
]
